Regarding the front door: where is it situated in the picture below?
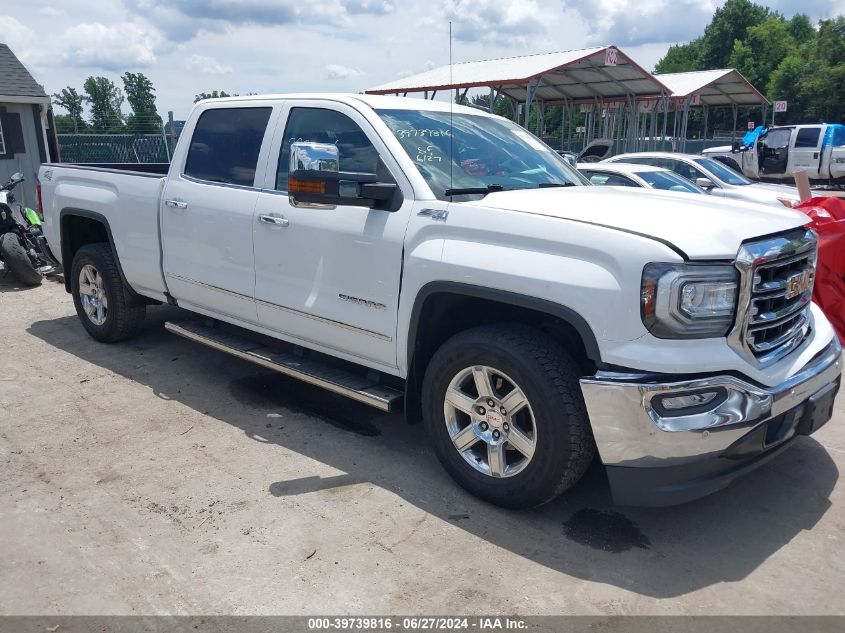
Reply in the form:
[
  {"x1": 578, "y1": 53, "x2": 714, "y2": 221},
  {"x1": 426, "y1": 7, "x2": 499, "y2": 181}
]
[
  {"x1": 252, "y1": 102, "x2": 411, "y2": 369},
  {"x1": 760, "y1": 127, "x2": 791, "y2": 175},
  {"x1": 161, "y1": 106, "x2": 274, "y2": 323}
]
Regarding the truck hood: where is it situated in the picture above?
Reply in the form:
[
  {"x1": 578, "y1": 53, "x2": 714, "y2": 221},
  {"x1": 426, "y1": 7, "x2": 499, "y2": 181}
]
[{"x1": 474, "y1": 186, "x2": 809, "y2": 259}]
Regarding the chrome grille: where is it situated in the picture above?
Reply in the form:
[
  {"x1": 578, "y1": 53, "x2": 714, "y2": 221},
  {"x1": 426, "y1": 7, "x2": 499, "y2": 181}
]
[{"x1": 730, "y1": 229, "x2": 817, "y2": 366}]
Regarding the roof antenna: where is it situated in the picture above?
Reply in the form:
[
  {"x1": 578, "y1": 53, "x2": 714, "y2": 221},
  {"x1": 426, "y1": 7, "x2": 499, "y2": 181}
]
[{"x1": 449, "y1": 20, "x2": 454, "y2": 200}]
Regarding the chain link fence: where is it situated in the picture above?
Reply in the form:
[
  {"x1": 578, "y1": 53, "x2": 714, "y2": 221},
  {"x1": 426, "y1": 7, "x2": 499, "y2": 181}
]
[{"x1": 57, "y1": 134, "x2": 172, "y2": 164}]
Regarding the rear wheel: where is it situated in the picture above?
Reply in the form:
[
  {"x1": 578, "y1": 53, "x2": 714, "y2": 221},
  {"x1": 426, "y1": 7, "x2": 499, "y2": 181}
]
[
  {"x1": 0, "y1": 233, "x2": 42, "y2": 286},
  {"x1": 71, "y1": 243, "x2": 145, "y2": 342},
  {"x1": 422, "y1": 324, "x2": 595, "y2": 508}
]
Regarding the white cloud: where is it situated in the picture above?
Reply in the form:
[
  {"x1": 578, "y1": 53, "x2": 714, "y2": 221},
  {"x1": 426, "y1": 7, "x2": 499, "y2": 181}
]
[
  {"x1": 184, "y1": 54, "x2": 233, "y2": 75},
  {"x1": 0, "y1": 16, "x2": 41, "y2": 68},
  {"x1": 38, "y1": 7, "x2": 64, "y2": 17},
  {"x1": 564, "y1": 0, "x2": 719, "y2": 46},
  {"x1": 439, "y1": 0, "x2": 551, "y2": 46},
  {"x1": 124, "y1": 0, "x2": 395, "y2": 40},
  {"x1": 326, "y1": 64, "x2": 363, "y2": 79},
  {"x1": 60, "y1": 22, "x2": 164, "y2": 69}
]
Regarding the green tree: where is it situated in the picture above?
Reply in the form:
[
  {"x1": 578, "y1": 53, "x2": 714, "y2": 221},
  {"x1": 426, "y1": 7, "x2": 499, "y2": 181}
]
[
  {"x1": 194, "y1": 90, "x2": 232, "y2": 102},
  {"x1": 788, "y1": 14, "x2": 815, "y2": 44},
  {"x1": 122, "y1": 72, "x2": 161, "y2": 133},
  {"x1": 728, "y1": 17, "x2": 796, "y2": 90},
  {"x1": 83, "y1": 76, "x2": 124, "y2": 133},
  {"x1": 51, "y1": 87, "x2": 87, "y2": 133},
  {"x1": 655, "y1": 39, "x2": 703, "y2": 73},
  {"x1": 700, "y1": 0, "x2": 770, "y2": 68}
]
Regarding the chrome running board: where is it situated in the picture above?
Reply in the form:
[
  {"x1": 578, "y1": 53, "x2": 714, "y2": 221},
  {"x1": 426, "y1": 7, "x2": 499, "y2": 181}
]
[{"x1": 164, "y1": 320, "x2": 403, "y2": 412}]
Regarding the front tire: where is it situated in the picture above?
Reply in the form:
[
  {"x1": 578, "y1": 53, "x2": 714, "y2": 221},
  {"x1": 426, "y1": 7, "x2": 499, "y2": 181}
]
[
  {"x1": 0, "y1": 233, "x2": 42, "y2": 286},
  {"x1": 422, "y1": 324, "x2": 595, "y2": 508},
  {"x1": 70, "y1": 243, "x2": 145, "y2": 342}
]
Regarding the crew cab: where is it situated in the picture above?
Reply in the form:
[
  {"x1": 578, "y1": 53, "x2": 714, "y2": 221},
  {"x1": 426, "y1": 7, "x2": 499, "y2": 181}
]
[
  {"x1": 39, "y1": 94, "x2": 842, "y2": 507},
  {"x1": 703, "y1": 124, "x2": 845, "y2": 185}
]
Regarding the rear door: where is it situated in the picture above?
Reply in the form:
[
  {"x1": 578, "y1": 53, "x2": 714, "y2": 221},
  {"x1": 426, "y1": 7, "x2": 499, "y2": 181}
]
[
  {"x1": 161, "y1": 105, "x2": 275, "y2": 323},
  {"x1": 791, "y1": 126, "x2": 823, "y2": 178}
]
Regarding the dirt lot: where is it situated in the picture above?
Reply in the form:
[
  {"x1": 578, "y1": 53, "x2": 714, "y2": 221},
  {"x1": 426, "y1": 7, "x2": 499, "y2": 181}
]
[{"x1": 1, "y1": 277, "x2": 844, "y2": 616}]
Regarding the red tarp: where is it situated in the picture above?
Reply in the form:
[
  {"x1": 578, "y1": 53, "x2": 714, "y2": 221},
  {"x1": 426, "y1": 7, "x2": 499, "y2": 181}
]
[{"x1": 796, "y1": 196, "x2": 845, "y2": 344}]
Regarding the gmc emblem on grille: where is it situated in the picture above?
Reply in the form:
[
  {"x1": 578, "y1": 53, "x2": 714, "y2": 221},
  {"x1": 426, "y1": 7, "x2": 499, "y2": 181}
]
[{"x1": 784, "y1": 270, "x2": 812, "y2": 300}]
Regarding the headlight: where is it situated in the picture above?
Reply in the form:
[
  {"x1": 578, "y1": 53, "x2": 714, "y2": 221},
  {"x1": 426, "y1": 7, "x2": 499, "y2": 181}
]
[{"x1": 641, "y1": 263, "x2": 739, "y2": 338}]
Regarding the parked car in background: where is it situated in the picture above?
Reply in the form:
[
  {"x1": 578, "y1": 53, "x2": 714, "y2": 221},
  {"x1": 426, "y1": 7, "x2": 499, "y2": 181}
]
[
  {"x1": 702, "y1": 124, "x2": 845, "y2": 185},
  {"x1": 578, "y1": 162, "x2": 708, "y2": 195},
  {"x1": 605, "y1": 152, "x2": 800, "y2": 208},
  {"x1": 39, "y1": 94, "x2": 841, "y2": 508}
]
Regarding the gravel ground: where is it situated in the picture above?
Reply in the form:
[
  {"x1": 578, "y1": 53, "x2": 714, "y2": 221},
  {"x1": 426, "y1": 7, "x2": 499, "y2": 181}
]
[{"x1": 1, "y1": 277, "x2": 843, "y2": 615}]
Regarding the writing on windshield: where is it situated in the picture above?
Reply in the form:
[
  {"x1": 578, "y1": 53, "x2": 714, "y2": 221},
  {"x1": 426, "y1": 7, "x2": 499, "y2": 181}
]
[{"x1": 377, "y1": 109, "x2": 584, "y2": 200}]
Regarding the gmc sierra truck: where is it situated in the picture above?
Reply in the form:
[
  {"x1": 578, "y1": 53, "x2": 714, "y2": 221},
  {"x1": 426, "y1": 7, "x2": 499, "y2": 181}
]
[{"x1": 39, "y1": 94, "x2": 842, "y2": 507}]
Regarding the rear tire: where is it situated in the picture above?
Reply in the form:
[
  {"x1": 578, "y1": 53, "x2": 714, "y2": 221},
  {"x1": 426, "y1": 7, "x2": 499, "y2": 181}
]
[
  {"x1": 0, "y1": 233, "x2": 42, "y2": 286},
  {"x1": 70, "y1": 243, "x2": 145, "y2": 343},
  {"x1": 421, "y1": 324, "x2": 595, "y2": 509}
]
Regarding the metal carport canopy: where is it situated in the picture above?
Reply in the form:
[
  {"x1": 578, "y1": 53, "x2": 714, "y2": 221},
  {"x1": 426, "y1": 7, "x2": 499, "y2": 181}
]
[
  {"x1": 654, "y1": 69, "x2": 769, "y2": 106},
  {"x1": 365, "y1": 46, "x2": 670, "y2": 103}
]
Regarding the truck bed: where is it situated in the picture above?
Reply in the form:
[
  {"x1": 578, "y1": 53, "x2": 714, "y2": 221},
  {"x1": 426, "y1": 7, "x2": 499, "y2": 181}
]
[{"x1": 40, "y1": 162, "x2": 170, "y2": 300}]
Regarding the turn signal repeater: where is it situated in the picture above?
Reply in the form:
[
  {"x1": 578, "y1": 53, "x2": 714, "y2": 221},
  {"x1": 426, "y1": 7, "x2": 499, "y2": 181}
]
[{"x1": 288, "y1": 178, "x2": 326, "y2": 194}]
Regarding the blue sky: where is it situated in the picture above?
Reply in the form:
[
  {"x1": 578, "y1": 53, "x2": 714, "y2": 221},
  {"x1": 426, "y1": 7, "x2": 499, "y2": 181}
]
[{"x1": 2, "y1": 0, "x2": 841, "y2": 119}]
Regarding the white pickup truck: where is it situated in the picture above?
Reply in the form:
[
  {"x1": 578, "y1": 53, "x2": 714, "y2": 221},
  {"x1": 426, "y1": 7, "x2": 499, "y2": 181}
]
[
  {"x1": 703, "y1": 123, "x2": 845, "y2": 185},
  {"x1": 39, "y1": 94, "x2": 842, "y2": 507}
]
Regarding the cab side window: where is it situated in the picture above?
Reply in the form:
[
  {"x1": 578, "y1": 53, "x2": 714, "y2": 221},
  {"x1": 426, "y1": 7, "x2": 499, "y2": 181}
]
[
  {"x1": 184, "y1": 107, "x2": 272, "y2": 187},
  {"x1": 276, "y1": 108, "x2": 392, "y2": 191}
]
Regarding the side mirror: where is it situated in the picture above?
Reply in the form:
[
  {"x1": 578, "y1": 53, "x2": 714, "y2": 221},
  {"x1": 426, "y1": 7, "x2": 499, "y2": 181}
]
[
  {"x1": 696, "y1": 177, "x2": 716, "y2": 190},
  {"x1": 11, "y1": 171, "x2": 24, "y2": 184},
  {"x1": 288, "y1": 141, "x2": 400, "y2": 211}
]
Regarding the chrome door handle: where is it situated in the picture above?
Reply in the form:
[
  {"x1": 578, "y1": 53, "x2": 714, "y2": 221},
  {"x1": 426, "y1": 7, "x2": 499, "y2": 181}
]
[
  {"x1": 165, "y1": 199, "x2": 188, "y2": 210},
  {"x1": 258, "y1": 214, "x2": 290, "y2": 227}
]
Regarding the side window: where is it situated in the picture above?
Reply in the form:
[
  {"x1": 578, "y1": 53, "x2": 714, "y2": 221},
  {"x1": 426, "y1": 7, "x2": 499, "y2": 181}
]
[
  {"x1": 795, "y1": 127, "x2": 821, "y2": 148},
  {"x1": 276, "y1": 107, "x2": 390, "y2": 191},
  {"x1": 184, "y1": 107, "x2": 272, "y2": 187},
  {"x1": 586, "y1": 172, "x2": 637, "y2": 186},
  {"x1": 664, "y1": 159, "x2": 705, "y2": 182},
  {"x1": 764, "y1": 128, "x2": 792, "y2": 149},
  {"x1": 833, "y1": 126, "x2": 845, "y2": 147}
]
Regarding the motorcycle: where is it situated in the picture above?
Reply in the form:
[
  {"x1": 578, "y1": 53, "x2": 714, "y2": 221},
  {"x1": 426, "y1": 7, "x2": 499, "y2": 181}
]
[{"x1": 0, "y1": 172, "x2": 61, "y2": 286}]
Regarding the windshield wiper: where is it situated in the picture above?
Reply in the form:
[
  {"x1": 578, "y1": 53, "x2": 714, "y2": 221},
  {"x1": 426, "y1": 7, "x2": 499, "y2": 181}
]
[
  {"x1": 445, "y1": 184, "x2": 504, "y2": 196},
  {"x1": 537, "y1": 182, "x2": 577, "y2": 188}
]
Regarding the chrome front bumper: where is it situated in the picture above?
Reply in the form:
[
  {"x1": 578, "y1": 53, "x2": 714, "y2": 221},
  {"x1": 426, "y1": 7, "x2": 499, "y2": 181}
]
[{"x1": 580, "y1": 338, "x2": 842, "y2": 468}]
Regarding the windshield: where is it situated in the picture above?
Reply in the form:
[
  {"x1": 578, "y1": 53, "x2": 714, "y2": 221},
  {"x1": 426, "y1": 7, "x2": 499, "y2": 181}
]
[
  {"x1": 636, "y1": 170, "x2": 704, "y2": 193},
  {"x1": 694, "y1": 157, "x2": 752, "y2": 185},
  {"x1": 376, "y1": 108, "x2": 587, "y2": 200}
]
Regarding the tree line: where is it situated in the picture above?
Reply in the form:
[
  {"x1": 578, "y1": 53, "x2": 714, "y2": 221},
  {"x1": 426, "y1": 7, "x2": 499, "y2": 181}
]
[
  {"x1": 52, "y1": 73, "x2": 242, "y2": 135},
  {"x1": 656, "y1": 0, "x2": 845, "y2": 125}
]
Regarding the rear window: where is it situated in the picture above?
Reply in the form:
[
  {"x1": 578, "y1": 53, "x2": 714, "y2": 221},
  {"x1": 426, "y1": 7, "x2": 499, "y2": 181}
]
[
  {"x1": 184, "y1": 107, "x2": 272, "y2": 187},
  {"x1": 795, "y1": 127, "x2": 821, "y2": 148}
]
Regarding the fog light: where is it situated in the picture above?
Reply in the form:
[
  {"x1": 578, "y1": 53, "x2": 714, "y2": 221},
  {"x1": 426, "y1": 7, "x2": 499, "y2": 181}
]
[
  {"x1": 653, "y1": 388, "x2": 727, "y2": 417},
  {"x1": 661, "y1": 392, "x2": 719, "y2": 410}
]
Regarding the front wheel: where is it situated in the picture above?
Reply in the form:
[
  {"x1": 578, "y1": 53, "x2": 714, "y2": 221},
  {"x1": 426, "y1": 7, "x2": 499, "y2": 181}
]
[
  {"x1": 0, "y1": 233, "x2": 42, "y2": 286},
  {"x1": 70, "y1": 243, "x2": 145, "y2": 342},
  {"x1": 422, "y1": 324, "x2": 595, "y2": 508}
]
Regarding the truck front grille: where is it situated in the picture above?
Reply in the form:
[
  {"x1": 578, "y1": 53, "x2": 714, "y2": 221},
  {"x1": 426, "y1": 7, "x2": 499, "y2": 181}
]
[{"x1": 730, "y1": 229, "x2": 817, "y2": 366}]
